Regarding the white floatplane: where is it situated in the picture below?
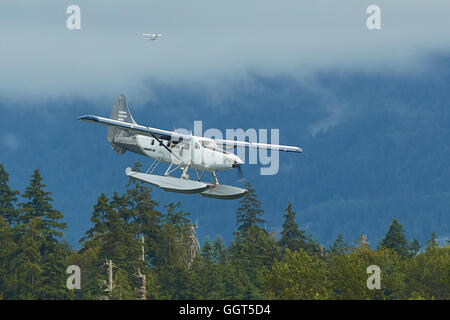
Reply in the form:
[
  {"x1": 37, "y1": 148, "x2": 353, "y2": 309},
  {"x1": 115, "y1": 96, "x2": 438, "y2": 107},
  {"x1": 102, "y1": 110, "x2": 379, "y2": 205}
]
[
  {"x1": 78, "y1": 95, "x2": 302, "y2": 199},
  {"x1": 142, "y1": 33, "x2": 162, "y2": 41}
]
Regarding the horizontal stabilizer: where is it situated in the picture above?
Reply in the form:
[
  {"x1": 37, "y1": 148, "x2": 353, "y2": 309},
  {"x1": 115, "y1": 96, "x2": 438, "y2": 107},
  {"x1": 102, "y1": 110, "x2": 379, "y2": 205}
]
[{"x1": 78, "y1": 115, "x2": 190, "y2": 143}]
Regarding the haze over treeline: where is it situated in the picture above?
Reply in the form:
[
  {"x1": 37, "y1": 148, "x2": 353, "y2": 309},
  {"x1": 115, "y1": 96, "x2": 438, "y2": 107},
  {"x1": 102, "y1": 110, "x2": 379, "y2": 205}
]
[{"x1": 1, "y1": 59, "x2": 450, "y2": 246}]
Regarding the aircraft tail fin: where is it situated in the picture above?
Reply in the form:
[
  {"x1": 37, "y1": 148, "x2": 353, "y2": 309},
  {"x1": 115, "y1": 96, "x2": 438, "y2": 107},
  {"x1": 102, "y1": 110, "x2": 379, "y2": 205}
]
[
  {"x1": 107, "y1": 94, "x2": 136, "y2": 154},
  {"x1": 110, "y1": 94, "x2": 137, "y2": 124}
]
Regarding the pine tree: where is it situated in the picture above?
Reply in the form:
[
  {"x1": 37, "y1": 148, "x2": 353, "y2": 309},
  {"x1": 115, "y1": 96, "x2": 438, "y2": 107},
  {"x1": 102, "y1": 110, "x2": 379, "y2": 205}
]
[
  {"x1": 18, "y1": 169, "x2": 66, "y2": 242},
  {"x1": 13, "y1": 217, "x2": 43, "y2": 299},
  {"x1": 80, "y1": 193, "x2": 110, "y2": 248},
  {"x1": 15, "y1": 170, "x2": 68, "y2": 299},
  {"x1": 0, "y1": 216, "x2": 18, "y2": 298},
  {"x1": 212, "y1": 237, "x2": 227, "y2": 264},
  {"x1": 408, "y1": 238, "x2": 421, "y2": 256},
  {"x1": 279, "y1": 202, "x2": 316, "y2": 253},
  {"x1": 162, "y1": 202, "x2": 191, "y2": 237},
  {"x1": 201, "y1": 236, "x2": 213, "y2": 262},
  {"x1": 79, "y1": 191, "x2": 142, "y2": 299},
  {"x1": 155, "y1": 202, "x2": 193, "y2": 298},
  {"x1": 126, "y1": 162, "x2": 162, "y2": 265},
  {"x1": 378, "y1": 218, "x2": 409, "y2": 258},
  {"x1": 0, "y1": 163, "x2": 19, "y2": 226},
  {"x1": 426, "y1": 231, "x2": 438, "y2": 250},
  {"x1": 101, "y1": 192, "x2": 140, "y2": 271},
  {"x1": 230, "y1": 226, "x2": 279, "y2": 299},
  {"x1": 330, "y1": 233, "x2": 349, "y2": 256},
  {"x1": 235, "y1": 182, "x2": 265, "y2": 236}
]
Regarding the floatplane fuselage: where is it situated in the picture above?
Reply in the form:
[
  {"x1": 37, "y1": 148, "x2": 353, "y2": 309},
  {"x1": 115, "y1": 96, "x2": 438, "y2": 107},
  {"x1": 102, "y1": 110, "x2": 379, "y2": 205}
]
[{"x1": 78, "y1": 95, "x2": 302, "y2": 199}]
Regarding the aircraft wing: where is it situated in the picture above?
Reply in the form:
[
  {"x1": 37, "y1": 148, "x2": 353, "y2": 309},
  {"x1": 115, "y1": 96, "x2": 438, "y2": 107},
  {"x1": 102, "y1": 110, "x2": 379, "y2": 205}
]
[
  {"x1": 78, "y1": 114, "x2": 301, "y2": 152},
  {"x1": 77, "y1": 115, "x2": 190, "y2": 142},
  {"x1": 214, "y1": 138, "x2": 303, "y2": 153}
]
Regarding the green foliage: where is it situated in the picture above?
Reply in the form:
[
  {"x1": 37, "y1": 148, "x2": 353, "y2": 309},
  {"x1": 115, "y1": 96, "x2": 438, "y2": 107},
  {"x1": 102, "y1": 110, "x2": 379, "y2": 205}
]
[
  {"x1": 279, "y1": 202, "x2": 322, "y2": 255},
  {"x1": 261, "y1": 249, "x2": 331, "y2": 299},
  {"x1": 329, "y1": 233, "x2": 350, "y2": 256},
  {"x1": 18, "y1": 169, "x2": 66, "y2": 241},
  {"x1": 378, "y1": 218, "x2": 409, "y2": 258},
  {"x1": 0, "y1": 162, "x2": 448, "y2": 300},
  {"x1": 408, "y1": 238, "x2": 421, "y2": 257},
  {"x1": 235, "y1": 182, "x2": 265, "y2": 235},
  {"x1": 399, "y1": 246, "x2": 450, "y2": 299},
  {"x1": 426, "y1": 231, "x2": 438, "y2": 251},
  {"x1": 0, "y1": 163, "x2": 19, "y2": 225}
]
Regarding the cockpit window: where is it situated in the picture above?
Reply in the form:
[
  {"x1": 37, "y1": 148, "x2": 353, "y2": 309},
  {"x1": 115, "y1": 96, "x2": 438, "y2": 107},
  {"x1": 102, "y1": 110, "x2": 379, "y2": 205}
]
[
  {"x1": 200, "y1": 140, "x2": 229, "y2": 154},
  {"x1": 201, "y1": 140, "x2": 217, "y2": 149}
]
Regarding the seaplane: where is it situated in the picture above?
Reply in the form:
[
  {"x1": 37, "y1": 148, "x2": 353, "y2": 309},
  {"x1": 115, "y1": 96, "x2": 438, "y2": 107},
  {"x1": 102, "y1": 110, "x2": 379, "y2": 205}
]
[
  {"x1": 78, "y1": 95, "x2": 302, "y2": 200},
  {"x1": 142, "y1": 33, "x2": 162, "y2": 41}
]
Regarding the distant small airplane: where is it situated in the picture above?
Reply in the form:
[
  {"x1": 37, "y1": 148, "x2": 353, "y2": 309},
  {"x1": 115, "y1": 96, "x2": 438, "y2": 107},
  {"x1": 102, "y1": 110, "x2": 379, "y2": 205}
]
[
  {"x1": 78, "y1": 95, "x2": 302, "y2": 199},
  {"x1": 142, "y1": 33, "x2": 162, "y2": 41}
]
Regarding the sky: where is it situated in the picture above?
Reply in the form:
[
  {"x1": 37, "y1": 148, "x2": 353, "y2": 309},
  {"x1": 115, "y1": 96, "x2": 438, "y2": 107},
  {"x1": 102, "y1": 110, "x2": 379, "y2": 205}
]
[
  {"x1": 1, "y1": 1, "x2": 450, "y2": 103},
  {"x1": 1, "y1": 1, "x2": 450, "y2": 247}
]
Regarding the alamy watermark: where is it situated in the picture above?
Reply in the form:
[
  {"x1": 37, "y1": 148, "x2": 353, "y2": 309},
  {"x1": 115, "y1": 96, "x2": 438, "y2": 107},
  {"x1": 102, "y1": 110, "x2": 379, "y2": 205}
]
[
  {"x1": 66, "y1": 265, "x2": 81, "y2": 290},
  {"x1": 366, "y1": 265, "x2": 381, "y2": 290},
  {"x1": 167, "y1": 121, "x2": 282, "y2": 176}
]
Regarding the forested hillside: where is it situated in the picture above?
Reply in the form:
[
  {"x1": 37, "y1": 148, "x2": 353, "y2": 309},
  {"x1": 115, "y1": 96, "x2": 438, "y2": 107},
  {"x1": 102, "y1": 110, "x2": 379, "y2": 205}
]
[
  {"x1": 1, "y1": 162, "x2": 448, "y2": 300},
  {"x1": 2, "y1": 65, "x2": 450, "y2": 247}
]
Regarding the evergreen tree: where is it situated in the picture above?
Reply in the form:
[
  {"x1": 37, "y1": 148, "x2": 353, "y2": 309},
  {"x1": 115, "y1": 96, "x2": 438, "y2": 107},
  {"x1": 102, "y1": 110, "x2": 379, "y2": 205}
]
[
  {"x1": 330, "y1": 233, "x2": 349, "y2": 256},
  {"x1": 279, "y1": 202, "x2": 320, "y2": 254},
  {"x1": 155, "y1": 202, "x2": 193, "y2": 299},
  {"x1": 235, "y1": 182, "x2": 265, "y2": 236},
  {"x1": 408, "y1": 238, "x2": 421, "y2": 256},
  {"x1": 201, "y1": 236, "x2": 213, "y2": 262},
  {"x1": 100, "y1": 192, "x2": 140, "y2": 271},
  {"x1": 79, "y1": 191, "x2": 142, "y2": 299},
  {"x1": 230, "y1": 226, "x2": 279, "y2": 299},
  {"x1": 36, "y1": 243, "x2": 71, "y2": 299},
  {"x1": 80, "y1": 193, "x2": 110, "y2": 247},
  {"x1": 261, "y1": 249, "x2": 331, "y2": 299},
  {"x1": 426, "y1": 231, "x2": 438, "y2": 250},
  {"x1": 3, "y1": 162, "x2": 450, "y2": 300},
  {"x1": 378, "y1": 218, "x2": 409, "y2": 258},
  {"x1": 0, "y1": 163, "x2": 19, "y2": 226},
  {"x1": 0, "y1": 216, "x2": 18, "y2": 298},
  {"x1": 212, "y1": 237, "x2": 227, "y2": 264},
  {"x1": 9, "y1": 170, "x2": 69, "y2": 299},
  {"x1": 18, "y1": 169, "x2": 66, "y2": 242},
  {"x1": 126, "y1": 162, "x2": 162, "y2": 265},
  {"x1": 163, "y1": 201, "x2": 191, "y2": 235},
  {"x1": 12, "y1": 217, "x2": 43, "y2": 299}
]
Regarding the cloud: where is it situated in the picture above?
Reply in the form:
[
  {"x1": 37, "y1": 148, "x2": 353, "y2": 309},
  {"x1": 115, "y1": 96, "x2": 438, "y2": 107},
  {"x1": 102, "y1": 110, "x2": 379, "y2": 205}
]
[
  {"x1": 1, "y1": 133, "x2": 20, "y2": 151},
  {"x1": 1, "y1": 1, "x2": 450, "y2": 102}
]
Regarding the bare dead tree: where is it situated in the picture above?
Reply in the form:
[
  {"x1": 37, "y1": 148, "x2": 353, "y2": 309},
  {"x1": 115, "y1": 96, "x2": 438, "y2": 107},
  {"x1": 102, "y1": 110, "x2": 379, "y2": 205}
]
[
  {"x1": 133, "y1": 236, "x2": 147, "y2": 300},
  {"x1": 359, "y1": 234, "x2": 369, "y2": 249},
  {"x1": 101, "y1": 258, "x2": 115, "y2": 300},
  {"x1": 185, "y1": 223, "x2": 200, "y2": 269}
]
